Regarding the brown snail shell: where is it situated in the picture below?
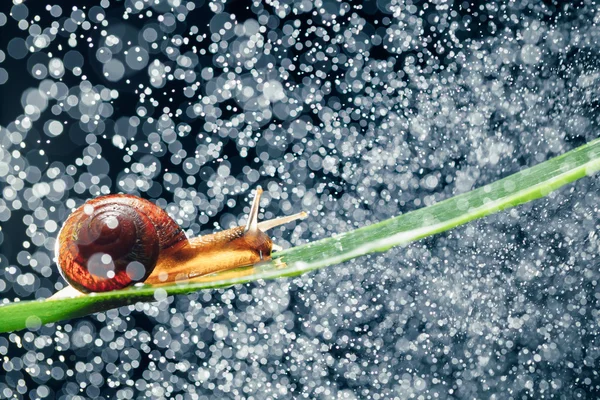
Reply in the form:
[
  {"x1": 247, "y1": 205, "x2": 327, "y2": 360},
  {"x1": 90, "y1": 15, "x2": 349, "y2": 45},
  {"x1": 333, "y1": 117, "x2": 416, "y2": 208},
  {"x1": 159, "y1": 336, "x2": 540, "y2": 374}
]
[{"x1": 56, "y1": 194, "x2": 186, "y2": 293}]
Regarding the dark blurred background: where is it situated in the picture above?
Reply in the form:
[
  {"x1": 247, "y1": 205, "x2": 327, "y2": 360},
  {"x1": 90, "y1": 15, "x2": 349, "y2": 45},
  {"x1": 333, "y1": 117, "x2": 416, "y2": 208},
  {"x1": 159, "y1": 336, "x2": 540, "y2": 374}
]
[{"x1": 2, "y1": 0, "x2": 600, "y2": 398}]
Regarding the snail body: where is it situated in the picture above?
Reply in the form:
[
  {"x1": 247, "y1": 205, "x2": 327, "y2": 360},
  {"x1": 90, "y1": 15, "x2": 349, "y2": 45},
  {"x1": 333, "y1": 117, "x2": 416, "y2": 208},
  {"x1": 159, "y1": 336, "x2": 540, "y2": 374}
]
[{"x1": 56, "y1": 188, "x2": 306, "y2": 293}]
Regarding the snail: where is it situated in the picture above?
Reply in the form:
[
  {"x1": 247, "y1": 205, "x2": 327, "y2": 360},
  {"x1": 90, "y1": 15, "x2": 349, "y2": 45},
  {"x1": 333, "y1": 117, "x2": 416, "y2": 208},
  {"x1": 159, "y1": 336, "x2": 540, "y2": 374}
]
[{"x1": 55, "y1": 187, "x2": 307, "y2": 293}]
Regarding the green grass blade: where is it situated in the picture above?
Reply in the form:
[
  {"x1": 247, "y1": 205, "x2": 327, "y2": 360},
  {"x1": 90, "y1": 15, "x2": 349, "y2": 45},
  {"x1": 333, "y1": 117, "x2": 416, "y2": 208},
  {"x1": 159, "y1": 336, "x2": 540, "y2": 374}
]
[{"x1": 2, "y1": 138, "x2": 600, "y2": 333}]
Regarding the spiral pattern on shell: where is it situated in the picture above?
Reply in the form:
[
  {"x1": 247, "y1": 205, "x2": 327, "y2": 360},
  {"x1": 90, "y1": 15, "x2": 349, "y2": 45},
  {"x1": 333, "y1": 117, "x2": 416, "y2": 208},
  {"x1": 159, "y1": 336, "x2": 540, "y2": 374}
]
[{"x1": 57, "y1": 194, "x2": 186, "y2": 293}]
